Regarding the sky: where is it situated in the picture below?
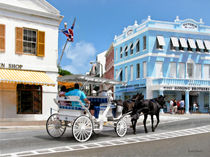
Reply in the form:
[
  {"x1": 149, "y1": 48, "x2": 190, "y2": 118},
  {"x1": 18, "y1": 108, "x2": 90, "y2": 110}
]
[{"x1": 47, "y1": 0, "x2": 210, "y2": 74}]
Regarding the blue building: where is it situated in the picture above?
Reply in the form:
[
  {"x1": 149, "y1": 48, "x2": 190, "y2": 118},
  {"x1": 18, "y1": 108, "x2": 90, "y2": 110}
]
[{"x1": 114, "y1": 16, "x2": 210, "y2": 113}]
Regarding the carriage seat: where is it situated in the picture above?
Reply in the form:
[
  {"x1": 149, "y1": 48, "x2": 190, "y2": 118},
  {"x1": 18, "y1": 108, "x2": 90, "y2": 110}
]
[{"x1": 56, "y1": 96, "x2": 87, "y2": 110}]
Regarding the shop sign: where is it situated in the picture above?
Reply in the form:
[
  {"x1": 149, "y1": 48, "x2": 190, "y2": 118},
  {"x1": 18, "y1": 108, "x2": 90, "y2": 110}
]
[
  {"x1": 182, "y1": 22, "x2": 198, "y2": 30},
  {"x1": 163, "y1": 86, "x2": 210, "y2": 91},
  {"x1": 0, "y1": 63, "x2": 23, "y2": 69}
]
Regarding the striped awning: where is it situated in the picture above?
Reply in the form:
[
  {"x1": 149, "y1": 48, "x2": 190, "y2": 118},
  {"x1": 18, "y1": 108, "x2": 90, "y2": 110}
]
[{"x1": 0, "y1": 69, "x2": 55, "y2": 86}]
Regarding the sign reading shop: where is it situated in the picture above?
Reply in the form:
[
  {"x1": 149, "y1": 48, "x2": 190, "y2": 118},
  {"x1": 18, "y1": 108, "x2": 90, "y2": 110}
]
[
  {"x1": 0, "y1": 63, "x2": 23, "y2": 69},
  {"x1": 182, "y1": 22, "x2": 198, "y2": 30}
]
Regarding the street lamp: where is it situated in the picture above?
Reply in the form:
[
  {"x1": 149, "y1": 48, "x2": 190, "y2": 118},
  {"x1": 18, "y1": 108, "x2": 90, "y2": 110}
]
[{"x1": 90, "y1": 61, "x2": 103, "y2": 77}]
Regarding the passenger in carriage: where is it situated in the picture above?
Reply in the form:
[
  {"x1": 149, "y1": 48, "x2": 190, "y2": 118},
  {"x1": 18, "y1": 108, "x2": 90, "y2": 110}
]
[
  {"x1": 64, "y1": 83, "x2": 90, "y2": 108},
  {"x1": 58, "y1": 86, "x2": 68, "y2": 106}
]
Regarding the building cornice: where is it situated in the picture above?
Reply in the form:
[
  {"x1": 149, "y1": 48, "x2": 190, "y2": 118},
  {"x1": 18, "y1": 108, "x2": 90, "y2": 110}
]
[
  {"x1": 114, "y1": 27, "x2": 210, "y2": 47},
  {"x1": 0, "y1": 2, "x2": 63, "y2": 23}
]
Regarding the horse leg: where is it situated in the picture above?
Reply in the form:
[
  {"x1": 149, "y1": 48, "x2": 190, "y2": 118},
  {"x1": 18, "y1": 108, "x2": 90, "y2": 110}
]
[
  {"x1": 154, "y1": 112, "x2": 160, "y2": 130},
  {"x1": 143, "y1": 114, "x2": 148, "y2": 133},
  {"x1": 131, "y1": 118, "x2": 137, "y2": 134},
  {"x1": 151, "y1": 115, "x2": 154, "y2": 132}
]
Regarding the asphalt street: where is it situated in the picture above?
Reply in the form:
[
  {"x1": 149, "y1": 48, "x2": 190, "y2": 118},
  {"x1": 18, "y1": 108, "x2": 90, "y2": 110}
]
[{"x1": 0, "y1": 114, "x2": 210, "y2": 157}]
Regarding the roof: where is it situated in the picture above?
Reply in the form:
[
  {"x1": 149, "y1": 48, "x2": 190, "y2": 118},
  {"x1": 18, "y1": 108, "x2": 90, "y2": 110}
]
[{"x1": 57, "y1": 74, "x2": 126, "y2": 86}]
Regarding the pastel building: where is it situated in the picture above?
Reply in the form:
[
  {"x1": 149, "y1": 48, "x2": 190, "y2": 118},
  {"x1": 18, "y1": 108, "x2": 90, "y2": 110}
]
[
  {"x1": 114, "y1": 16, "x2": 210, "y2": 113},
  {"x1": 0, "y1": 0, "x2": 63, "y2": 120}
]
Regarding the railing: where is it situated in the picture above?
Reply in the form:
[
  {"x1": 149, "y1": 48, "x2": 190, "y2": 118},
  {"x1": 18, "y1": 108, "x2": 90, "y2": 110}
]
[{"x1": 152, "y1": 78, "x2": 210, "y2": 86}]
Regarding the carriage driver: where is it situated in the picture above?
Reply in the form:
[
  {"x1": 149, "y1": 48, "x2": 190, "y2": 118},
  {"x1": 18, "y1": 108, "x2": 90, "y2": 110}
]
[{"x1": 64, "y1": 83, "x2": 90, "y2": 108}]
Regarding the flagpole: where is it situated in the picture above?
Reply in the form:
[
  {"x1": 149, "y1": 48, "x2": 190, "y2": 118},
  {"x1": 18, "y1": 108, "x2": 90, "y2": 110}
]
[{"x1": 58, "y1": 39, "x2": 68, "y2": 67}]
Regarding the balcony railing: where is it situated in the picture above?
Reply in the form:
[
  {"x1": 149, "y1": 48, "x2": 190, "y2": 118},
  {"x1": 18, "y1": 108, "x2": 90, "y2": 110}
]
[{"x1": 152, "y1": 78, "x2": 210, "y2": 87}]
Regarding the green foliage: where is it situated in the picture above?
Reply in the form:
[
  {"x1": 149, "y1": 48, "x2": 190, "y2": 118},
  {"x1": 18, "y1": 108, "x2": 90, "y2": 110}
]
[{"x1": 58, "y1": 66, "x2": 72, "y2": 76}]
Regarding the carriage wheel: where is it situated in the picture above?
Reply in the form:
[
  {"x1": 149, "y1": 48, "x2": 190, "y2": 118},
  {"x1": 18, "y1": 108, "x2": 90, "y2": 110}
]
[
  {"x1": 116, "y1": 118, "x2": 127, "y2": 137},
  {"x1": 72, "y1": 116, "x2": 93, "y2": 142},
  {"x1": 46, "y1": 114, "x2": 66, "y2": 138}
]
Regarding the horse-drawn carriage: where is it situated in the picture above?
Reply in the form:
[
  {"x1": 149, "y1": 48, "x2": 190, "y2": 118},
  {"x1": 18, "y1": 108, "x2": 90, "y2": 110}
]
[{"x1": 46, "y1": 75, "x2": 128, "y2": 142}]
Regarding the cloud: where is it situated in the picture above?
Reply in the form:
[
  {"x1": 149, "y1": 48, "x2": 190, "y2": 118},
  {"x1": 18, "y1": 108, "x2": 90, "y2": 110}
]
[{"x1": 63, "y1": 41, "x2": 96, "y2": 74}]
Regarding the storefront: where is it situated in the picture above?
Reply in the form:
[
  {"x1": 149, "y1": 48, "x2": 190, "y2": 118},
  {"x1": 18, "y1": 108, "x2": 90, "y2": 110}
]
[{"x1": 0, "y1": 1, "x2": 63, "y2": 120}]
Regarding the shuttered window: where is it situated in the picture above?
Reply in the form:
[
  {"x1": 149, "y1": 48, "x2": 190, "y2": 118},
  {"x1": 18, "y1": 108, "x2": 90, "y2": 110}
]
[
  {"x1": 0, "y1": 24, "x2": 5, "y2": 52},
  {"x1": 37, "y1": 31, "x2": 45, "y2": 57},
  {"x1": 15, "y1": 27, "x2": 45, "y2": 57},
  {"x1": 15, "y1": 27, "x2": 23, "y2": 54}
]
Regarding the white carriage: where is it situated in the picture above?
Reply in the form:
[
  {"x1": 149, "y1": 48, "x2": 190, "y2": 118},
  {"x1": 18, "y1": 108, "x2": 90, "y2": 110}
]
[{"x1": 46, "y1": 75, "x2": 128, "y2": 142}]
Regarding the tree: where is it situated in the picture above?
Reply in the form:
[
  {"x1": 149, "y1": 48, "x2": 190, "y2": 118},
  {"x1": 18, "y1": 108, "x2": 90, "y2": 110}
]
[{"x1": 58, "y1": 66, "x2": 72, "y2": 76}]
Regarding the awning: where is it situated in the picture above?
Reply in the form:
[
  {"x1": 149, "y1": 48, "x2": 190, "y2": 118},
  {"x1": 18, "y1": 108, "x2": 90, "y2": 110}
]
[
  {"x1": 179, "y1": 38, "x2": 188, "y2": 48},
  {"x1": 128, "y1": 42, "x2": 133, "y2": 50},
  {"x1": 133, "y1": 39, "x2": 139, "y2": 48},
  {"x1": 196, "y1": 39, "x2": 205, "y2": 49},
  {"x1": 204, "y1": 40, "x2": 210, "y2": 50},
  {"x1": 0, "y1": 69, "x2": 55, "y2": 86},
  {"x1": 157, "y1": 36, "x2": 165, "y2": 46},
  {"x1": 115, "y1": 69, "x2": 122, "y2": 80},
  {"x1": 188, "y1": 39, "x2": 196, "y2": 49},
  {"x1": 123, "y1": 45, "x2": 128, "y2": 52},
  {"x1": 171, "y1": 37, "x2": 179, "y2": 47}
]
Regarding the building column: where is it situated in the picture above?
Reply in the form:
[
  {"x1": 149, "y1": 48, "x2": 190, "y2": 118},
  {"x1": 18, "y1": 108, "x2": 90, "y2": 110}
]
[
  {"x1": 159, "y1": 90, "x2": 164, "y2": 114},
  {"x1": 185, "y1": 90, "x2": 190, "y2": 114},
  {"x1": 209, "y1": 92, "x2": 210, "y2": 113}
]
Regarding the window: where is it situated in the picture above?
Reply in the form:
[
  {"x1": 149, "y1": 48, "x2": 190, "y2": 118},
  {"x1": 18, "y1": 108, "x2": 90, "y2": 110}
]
[
  {"x1": 130, "y1": 43, "x2": 134, "y2": 55},
  {"x1": 187, "y1": 63, "x2": 194, "y2": 78},
  {"x1": 136, "y1": 40, "x2": 140, "y2": 52},
  {"x1": 17, "y1": 84, "x2": 42, "y2": 114},
  {"x1": 169, "y1": 62, "x2": 176, "y2": 78},
  {"x1": 119, "y1": 69, "x2": 123, "y2": 81},
  {"x1": 170, "y1": 37, "x2": 179, "y2": 51},
  {"x1": 178, "y1": 63, "x2": 185, "y2": 78},
  {"x1": 120, "y1": 47, "x2": 123, "y2": 58},
  {"x1": 125, "y1": 66, "x2": 128, "y2": 82},
  {"x1": 187, "y1": 40, "x2": 192, "y2": 51},
  {"x1": 115, "y1": 48, "x2": 118, "y2": 61},
  {"x1": 124, "y1": 45, "x2": 128, "y2": 57},
  {"x1": 204, "y1": 94, "x2": 209, "y2": 108},
  {"x1": 16, "y1": 27, "x2": 45, "y2": 56},
  {"x1": 130, "y1": 65, "x2": 133, "y2": 81},
  {"x1": 204, "y1": 40, "x2": 210, "y2": 52},
  {"x1": 195, "y1": 64, "x2": 201, "y2": 79},
  {"x1": 196, "y1": 40, "x2": 204, "y2": 52},
  {"x1": 23, "y1": 28, "x2": 37, "y2": 54},
  {"x1": 179, "y1": 38, "x2": 188, "y2": 51},
  {"x1": 187, "y1": 39, "x2": 196, "y2": 51},
  {"x1": 136, "y1": 63, "x2": 140, "y2": 79},
  {"x1": 143, "y1": 62, "x2": 147, "y2": 78},
  {"x1": 156, "y1": 36, "x2": 165, "y2": 49},
  {"x1": 155, "y1": 62, "x2": 163, "y2": 77},
  {"x1": 143, "y1": 36, "x2": 146, "y2": 50},
  {"x1": 203, "y1": 65, "x2": 210, "y2": 79},
  {"x1": 0, "y1": 24, "x2": 5, "y2": 52}
]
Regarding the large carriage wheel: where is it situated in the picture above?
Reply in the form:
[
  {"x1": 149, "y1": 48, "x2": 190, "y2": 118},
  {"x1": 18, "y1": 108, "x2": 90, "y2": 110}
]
[
  {"x1": 46, "y1": 114, "x2": 66, "y2": 138},
  {"x1": 72, "y1": 115, "x2": 93, "y2": 142},
  {"x1": 116, "y1": 118, "x2": 127, "y2": 137}
]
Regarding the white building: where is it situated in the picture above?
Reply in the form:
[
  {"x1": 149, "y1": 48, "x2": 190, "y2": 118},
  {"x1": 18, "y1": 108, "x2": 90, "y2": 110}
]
[
  {"x1": 96, "y1": 51, "x2": 106, "y2": 77},
  {"x1": 0, "y1": 0, "x2": 63, "y2": 120}
]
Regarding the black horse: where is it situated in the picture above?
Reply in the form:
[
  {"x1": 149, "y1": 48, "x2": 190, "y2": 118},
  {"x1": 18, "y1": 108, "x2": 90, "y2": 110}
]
[
  {"x1": 131, "y1": 95, "x2": 165, "y2": 134},
  {"x1": 122, "y1": 93, "x2": 144, "y2": 114}
]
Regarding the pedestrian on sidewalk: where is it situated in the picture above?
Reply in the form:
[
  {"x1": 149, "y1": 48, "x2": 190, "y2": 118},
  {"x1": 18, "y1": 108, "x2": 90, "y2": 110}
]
[
  {"x1": 180, "y1": 100, "x2": 185, "y2": 114},
  {"x1": 172, "y1": 99, "x2": 177, "y2": 114},
  {"x1": 193, "y1": 102, "x2": 197, "y2": 113}
]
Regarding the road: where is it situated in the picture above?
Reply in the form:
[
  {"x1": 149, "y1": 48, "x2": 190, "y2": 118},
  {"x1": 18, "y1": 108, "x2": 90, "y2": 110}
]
[{"x1": 0, "y1": 114, "x2": 210, "y2": 157}]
